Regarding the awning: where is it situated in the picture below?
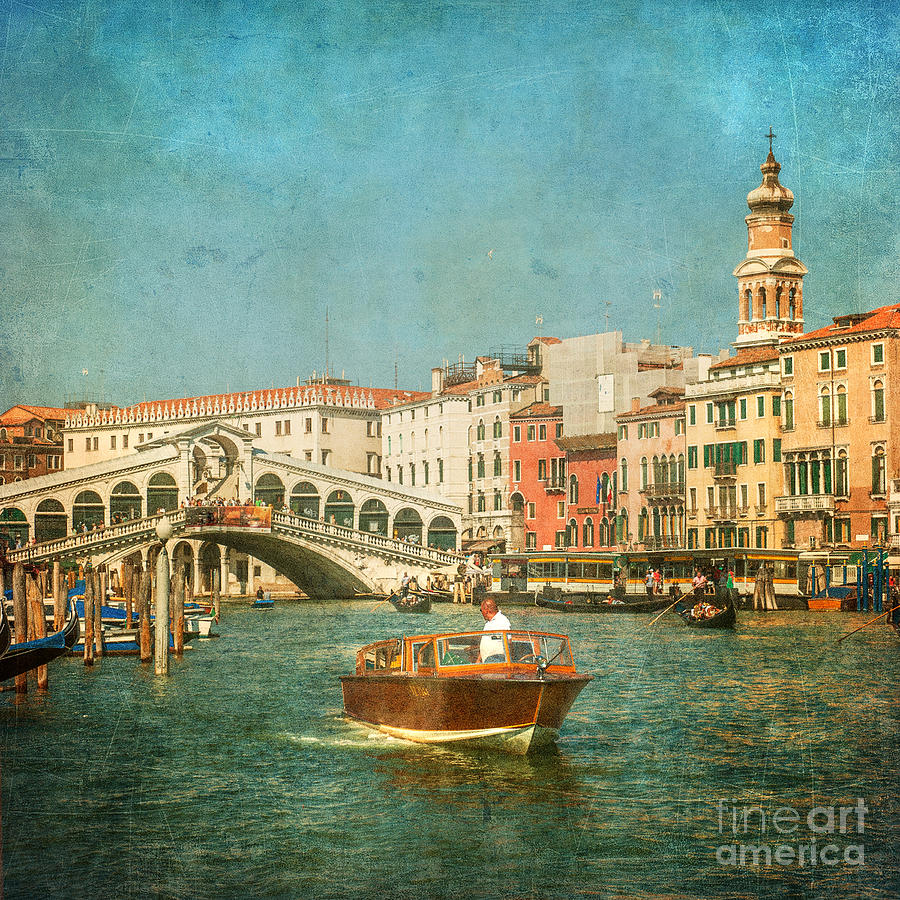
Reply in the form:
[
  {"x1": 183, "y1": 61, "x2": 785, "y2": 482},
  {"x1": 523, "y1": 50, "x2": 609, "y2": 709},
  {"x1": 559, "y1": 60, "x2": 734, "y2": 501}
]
[{"x1": 462, "y1": 539, "x2": 504, "y2": 552}]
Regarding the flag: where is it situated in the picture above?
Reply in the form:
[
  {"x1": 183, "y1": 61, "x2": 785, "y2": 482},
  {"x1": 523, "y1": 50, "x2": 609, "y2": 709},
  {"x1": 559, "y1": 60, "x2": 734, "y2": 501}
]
[{"x1": 595, "y1": 475, "x2": 601, "y2": 505}]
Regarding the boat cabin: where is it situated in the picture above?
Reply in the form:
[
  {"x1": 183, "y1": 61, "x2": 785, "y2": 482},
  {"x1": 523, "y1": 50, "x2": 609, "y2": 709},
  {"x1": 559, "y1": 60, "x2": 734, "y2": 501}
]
[{"x1": 354, "y1": 630, "x2": 575, "y2": 677}]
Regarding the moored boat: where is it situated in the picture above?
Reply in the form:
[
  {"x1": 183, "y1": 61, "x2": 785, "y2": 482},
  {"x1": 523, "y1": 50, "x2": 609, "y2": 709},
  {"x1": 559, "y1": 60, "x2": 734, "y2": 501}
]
[
  {"x1": 0, "y1": 599, "x2": 80, "y2": 681},
  {"x1": 340, "y1": 628, "x2": 592, "y2": 753},
  {"x1": 387, "y1": 589, "x2": 432, "y2": 613},
  {"x1": 536, "y1": 588, "x2": 671, "y2": 613}
]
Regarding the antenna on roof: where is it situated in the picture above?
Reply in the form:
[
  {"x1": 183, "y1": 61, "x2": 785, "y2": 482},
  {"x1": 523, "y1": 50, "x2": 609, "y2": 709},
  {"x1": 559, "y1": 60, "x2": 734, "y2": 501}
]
[
  {"x1": 325, "y1": 307, "x2": 330, "y2": 381},
  {"x1": 394, "y1": 350, "x2": 399, "y2": 389},
  {"x1": 653, "y1": 290, "x2": 662, "y2": 346}
]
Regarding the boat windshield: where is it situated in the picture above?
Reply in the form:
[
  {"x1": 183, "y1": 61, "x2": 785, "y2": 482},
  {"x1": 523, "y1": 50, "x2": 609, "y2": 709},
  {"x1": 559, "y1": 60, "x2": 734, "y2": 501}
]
[
  {"x1": 436, "y1": 635, "x2": 482, "y2": 666},
  {"x1": 507, "y1": 632, "x2": 572, "y2": 666},
  {"x1": 433, "y1": 632, "x2": 573, "y2": 668}
]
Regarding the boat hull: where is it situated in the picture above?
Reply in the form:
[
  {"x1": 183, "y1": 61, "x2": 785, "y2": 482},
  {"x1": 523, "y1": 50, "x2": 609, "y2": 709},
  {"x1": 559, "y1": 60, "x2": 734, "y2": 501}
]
[
  {"x1": 0, "y1": 602, "x2": 80, "y2": 681},
  {"x1": 388, "y1": 591, "x2": 432, "y2": 613},
  {"x1": 674, "y1": 600, "x2": 737, "y2": 629},
  {"x1": 340, "y1": 673, "x2": 591, "y2": 753}
]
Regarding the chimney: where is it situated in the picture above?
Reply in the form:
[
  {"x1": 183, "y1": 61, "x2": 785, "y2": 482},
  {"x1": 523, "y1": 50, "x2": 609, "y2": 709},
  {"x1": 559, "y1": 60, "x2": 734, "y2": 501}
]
[
  {"x1": 431, "y1": 367, "x2": 443, "y2": 396},
  {"x1": 631, "y1": 397, "x2": 640, "y2": 413}
]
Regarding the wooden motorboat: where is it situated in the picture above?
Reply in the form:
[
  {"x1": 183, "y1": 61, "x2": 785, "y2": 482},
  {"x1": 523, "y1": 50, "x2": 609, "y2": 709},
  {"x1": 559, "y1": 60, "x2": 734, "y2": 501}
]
[
  {"x1": 0, "y1": 599, "x2": 80, "y2": 681},
  {"x1": 340, "y1": 628, "x2": 592, "y2": 753},
  {"x1": 388, "y1": 589, "x2": 432, "y2": 613},
  {"x1": 673, "y1": 597, "x2": 736, "y2": 629}
]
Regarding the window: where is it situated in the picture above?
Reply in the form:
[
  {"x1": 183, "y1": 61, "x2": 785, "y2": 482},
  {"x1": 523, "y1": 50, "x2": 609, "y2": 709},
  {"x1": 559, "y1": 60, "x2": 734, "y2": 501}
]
[
  {"x1": 305, "y1": 418, "x2": 313, "y2": 433},
  {"x1": 275, "y1": 421, "x2": 282, "y2": 436},
  {"x1": 123, "y1": 434, "x2": 128, "y2": 449},
  {"x1": 527, "y1": 425, "x2": 535, "y2": 441},
  {"x1": 835, "y1": 348, "x2": 847, "y2": 369},
  {"x1": 477, "y1": 493, "x2": 486, "y2": 512},
  {"x1": 755, "y1": 527, "x2": 768, "y2": 549},
  {"x1": 873, "y1": 380, "x2": 885, "y2": 422},
  {"x1": 110, "y1": 435, "x2": 116, "y2": 449},
  {"x1": 538, "y1": 424, "x2": 546, "y2": 441},
  {"x1": 468, "y1": 458, "x2": 473, "y2": 482},
  {"x1": 527, "y1": 503, "x2": 536, "y2": 519},
  {"x1": 836, "y1": 386, "x2": 847, "y2": 425},
  {"x1": 872, "y1": 447, "x2": 886, "y2": 495},
  {"x1": 819, "y1": 388, "x2": 831, "y2": 426},
  {"x1": 321, "y1": 450, "x2": 330, "y2": 465},
  {"x1": 872, "y1": 343, "x2": 884, "y2": 365},
  {"x1": 687, "y1": 446, "x2": 697, "y2": 469},
  {"x1": 740, "y1": 483, "x2": 749, "y2": 509},
  {"x1": 284, "y1": 419, "x2": 291, "y2": 435},
  {"x1": 689, "y1": 487, "x2": 697, "y2": 513},
  {"x1": 773, "y1": 439, "x2": 781, "y2": 462},
  {"x1": 85, "y1": 437, "x2": 91, "y2": 451},
  {"x1": 513, "y1": 460, "x2": 521, "y2": 482},
  {"x1": 255, "y1": 423, "x2": 262, "y2": 436},
  {"x1": 689, "y1": 405, "x2": 695, "y2": 426},
  {"x1": 706, "y1": 403, "x2": 714, "y2": 424},
  {"x1": 640, "y1": 457, "x2": 648, "y2": 488},
  {"x1": 476, "y1": 394, "x2": 485, "y2": 407},
  {"x1": 620, "y1": 458, "x2": 628, "y2": 491},
  {"x1": 618, "y1": 424, "x2": 628, "y2": 440},
  {"x1": 772, "y1": 395, "x2": 781, "y2": 417},
  {"x1": 556, "y1": 423, "x2": 563, "y2": 438},
  {"x1": 321, "y1": 418, "x2": 329, "y2": 434},
  {"x1": 305, "y1": 450, "x2": 313, "y2": 461},
  {"x1": 93, "y1": 437, "x2": 99, "y2": 451},
  {"x1": 583, "y1": 518, "x2": 594, "y2": 547},
  {"x1": 569, "y1": 475, "x2": 578, "y2": 505},
  {"x1": 493, "y1": 390, "x2": 502, "y2": 404},
  {"x1": 68, "y1": 439, "x2": 73, "y2": 452},
  {"x1": 410, "y1": 464, "x2": 416, "y2": 486},
  {"x1": 753, "y1": 439, "x2": 765, "y2": 464},
  {"x1": 674, "y1": 418, "x2": 684, "y2": 435},
  {"x1": 557, "y1": 501, "x2": 565, "y2": 519},
  {"x1": 757, "y1": 395, "x2": 765, "y2": 418},
  {"x1": 493, "y1": 452, "x2": 502, "y2": 477},
  {"x1": 739, "y1": 398, "x2": 747, "y2": 420},
  {"x1": 493, "y1": 490, "x2": 502, "y2": 511},
  {"x1": 537, "y1": 459, "x2": 547, "y2": 481},
  {"x1": 493, "y1": 418, "x2": 502, "y2": 439},
  {"x1": 783, "y1": 393, "x2": 794, "y2": 430},
  {"x1": 783, "y1": 356, "x2": 793, "y2": 376},
  {"x1": 477, "y1": 454, "x2": 485, "y2": 478},
  {"x1": 514, "y1": 425, "x2": 521, "y2": 442},
  {"x1": 819, "y1": 351, "x2": 830, "y2": 372},
  {"x1": 757, "y1": 483, "x2": 766, "y2": 508},
  {"x1": 438, "y1": 459, "x2": 444, "y2": 483},
  {"x1": 525, "y1": 532, "x2": 537, "y2": 549}
]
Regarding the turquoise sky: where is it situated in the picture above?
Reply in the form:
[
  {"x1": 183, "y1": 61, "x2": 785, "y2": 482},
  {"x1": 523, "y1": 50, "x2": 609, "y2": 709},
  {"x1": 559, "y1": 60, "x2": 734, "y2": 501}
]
[{"x1": 0, "y1": 0, "x2": 897, "y2": 407}]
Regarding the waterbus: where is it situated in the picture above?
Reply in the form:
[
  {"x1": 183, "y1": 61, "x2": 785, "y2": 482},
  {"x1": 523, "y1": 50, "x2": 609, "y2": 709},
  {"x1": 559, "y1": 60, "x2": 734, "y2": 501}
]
[{"x1": 488, "y1": 548, "x2": 856, "y2": 606}]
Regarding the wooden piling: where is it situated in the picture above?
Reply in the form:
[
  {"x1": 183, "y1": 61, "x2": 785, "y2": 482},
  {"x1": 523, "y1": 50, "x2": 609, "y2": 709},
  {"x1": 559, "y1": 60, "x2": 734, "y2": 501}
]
[
  {"x1": 53, "y1": 560, "x2": 64, "y2": 631},
  {"x1": 12, "y1": 564, "x2": 27, "y2": 694},
  {"x1": 124, "y1": 558, "x2": 135, "y2": 629},
  {"x1": 95, "y1": 570, "x2": 105, "y2": 658},
  {"x1": 139, "y1": 570, "x2": 152, "y2": 663},
  {"x1": 173, "y1": 568, "x2": 184, "y2": 656},
  {"x1": 27, "y1": 570, "x2": 48, "y2": 691},
  {"x1": 82, "y1": 571, "x2": 95, "y2": 666}
]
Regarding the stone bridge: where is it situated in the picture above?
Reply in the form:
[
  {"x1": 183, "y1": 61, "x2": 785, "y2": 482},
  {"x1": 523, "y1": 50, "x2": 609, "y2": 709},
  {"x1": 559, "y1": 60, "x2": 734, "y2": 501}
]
[{"x1": 0, "y1": 422, "x2": 462, "y2": 597}]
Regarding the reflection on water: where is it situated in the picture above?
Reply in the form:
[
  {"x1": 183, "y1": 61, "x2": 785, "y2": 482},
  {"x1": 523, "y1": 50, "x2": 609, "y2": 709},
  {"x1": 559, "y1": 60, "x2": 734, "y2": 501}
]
[{"x1": 0, "y1": 601, "x2": 897, "y2": 898}]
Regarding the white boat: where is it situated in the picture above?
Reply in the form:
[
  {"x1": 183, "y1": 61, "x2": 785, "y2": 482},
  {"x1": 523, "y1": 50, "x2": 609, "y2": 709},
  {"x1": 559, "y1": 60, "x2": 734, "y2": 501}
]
[{"x1": 184, "y1": 613, "x2": 216, "y2": 637}]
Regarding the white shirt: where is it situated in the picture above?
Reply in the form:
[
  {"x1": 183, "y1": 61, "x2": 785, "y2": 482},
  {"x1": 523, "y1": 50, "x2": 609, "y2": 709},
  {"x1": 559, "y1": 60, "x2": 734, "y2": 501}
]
[{"x1": 480, "y1": 610, "x2": 511, "y2": 661}]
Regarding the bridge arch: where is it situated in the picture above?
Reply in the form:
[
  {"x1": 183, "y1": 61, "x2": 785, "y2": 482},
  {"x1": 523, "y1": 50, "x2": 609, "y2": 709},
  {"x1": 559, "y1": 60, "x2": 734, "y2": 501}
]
[
  {"x1": 0, "y1": 507, "x2": 29, "y2": 545},
  {"x1": 171, "y1": 540, "x2": 195, "y2": 585},
  {"x1": 110, "y1": 481, "x2": 142, "y2": 522},
  {"x1": 427, "y1": 515, "x2": 456, "y2": 550},
  {"x1": 254, "y1": 473, "x2": 285, "y2": 507},
  {"x1": 73, "y1": 490, "x2": 105, "y2": 531},
  {"x1": 359, "y1": 498, "x2": 388, "y2": 535},
  {"x1": 35, "y1": 498, "x2": 67, "y2": 543},
  {"x1": 147, "y1": 472, "x2": 178, "y2": 514},
  {"x1": 290, "y1": 481, "x2": 319, "y2": 519},
  {"x1": 324, "y1": 489, "x2": 354, "y2": 528},
  {"x1": 394, "y1": 507, "x2": 423, "y2": 543}
]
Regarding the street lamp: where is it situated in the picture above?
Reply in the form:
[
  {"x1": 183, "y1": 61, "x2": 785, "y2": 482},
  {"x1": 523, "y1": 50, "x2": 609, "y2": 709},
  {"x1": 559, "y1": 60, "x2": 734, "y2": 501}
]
[{"x1": 155, "y1": 516, "x2": 173, "y2": 676}]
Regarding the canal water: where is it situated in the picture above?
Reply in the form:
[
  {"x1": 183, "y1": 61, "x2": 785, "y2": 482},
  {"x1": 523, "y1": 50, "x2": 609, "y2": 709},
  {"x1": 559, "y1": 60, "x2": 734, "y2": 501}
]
[{"x1": 1, "y1": 602, "x2": 897, "y2": 899}]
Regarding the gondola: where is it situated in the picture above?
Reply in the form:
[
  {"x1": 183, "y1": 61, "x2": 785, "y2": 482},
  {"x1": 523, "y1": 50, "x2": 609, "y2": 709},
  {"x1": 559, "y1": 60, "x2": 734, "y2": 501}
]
[
  {"x1": 673, "y1": 597, "x2": 736, "y2": 629},
  {"x1": 535, "y1": 590, "x2": 672, "y2": 613},
  {"x1": 0, "y1": 599, "x2": 80, "y2": 681},
  {"x1": 388, "y1": 589, "x2": 432, "y2": 613},
  {"x1": 0, "y1": 603, "x2": 11, "y2": 659}
]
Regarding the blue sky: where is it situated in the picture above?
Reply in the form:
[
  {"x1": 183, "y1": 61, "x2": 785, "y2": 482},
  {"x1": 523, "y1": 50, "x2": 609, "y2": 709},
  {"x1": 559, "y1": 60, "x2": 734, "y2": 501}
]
[{"x1": 0, "y1": 0, "x2": 897, "y2": 407}]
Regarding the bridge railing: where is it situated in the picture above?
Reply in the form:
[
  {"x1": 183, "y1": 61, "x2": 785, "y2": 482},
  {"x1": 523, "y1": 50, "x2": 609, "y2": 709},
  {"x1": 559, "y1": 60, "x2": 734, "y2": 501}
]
[{"x1": 6, "y1": 507, "x2": 462, "y2": 566}]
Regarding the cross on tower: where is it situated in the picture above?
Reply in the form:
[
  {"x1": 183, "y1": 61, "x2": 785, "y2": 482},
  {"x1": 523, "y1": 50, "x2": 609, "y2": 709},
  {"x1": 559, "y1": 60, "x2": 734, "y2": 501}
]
[{"x1": 766, "y1": 126, "x2": 776, "y2": 153}]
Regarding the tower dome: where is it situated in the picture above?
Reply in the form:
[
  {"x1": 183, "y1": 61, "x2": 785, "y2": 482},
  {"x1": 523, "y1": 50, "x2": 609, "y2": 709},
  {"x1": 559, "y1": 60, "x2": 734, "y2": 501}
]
[{"x1": 746, "y1": 150, "x2": 794, "y2": 214}]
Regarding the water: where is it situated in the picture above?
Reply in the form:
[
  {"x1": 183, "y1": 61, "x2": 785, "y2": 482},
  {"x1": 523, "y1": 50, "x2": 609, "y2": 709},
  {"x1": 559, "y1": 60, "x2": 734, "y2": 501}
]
[{"x1": 1, "y1": 602, "x2": 897, "y2": 899}]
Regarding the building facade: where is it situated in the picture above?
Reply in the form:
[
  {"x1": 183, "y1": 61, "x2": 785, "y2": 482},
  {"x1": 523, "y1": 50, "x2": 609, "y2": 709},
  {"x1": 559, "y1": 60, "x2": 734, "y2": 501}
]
[{"x1": 776, "y1": 304, "x2": 898, "y2": 550}]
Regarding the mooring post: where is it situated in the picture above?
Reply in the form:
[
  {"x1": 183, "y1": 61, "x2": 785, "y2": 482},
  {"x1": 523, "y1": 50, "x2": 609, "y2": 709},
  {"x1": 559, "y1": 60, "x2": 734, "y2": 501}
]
[
  {"x1": 139, "y1": 569, "x2": 152, "y2": 663},
  {"x1": 12, "y1": 564, "x2": 27, "y2": 695},
  {"x1": 29, "y1": 569, "x2": 49, "y2": 691},
  {"x1": 173, "y1": 568, "x2": 184, "y2": 656},
  {"x1": 83, "y1": 570, "x2": 95, "y2": 666},
  {"x1": 154, "y1": 518, "x2": 172, "y2": 676},
  {"x1": 95, "y1": 570, "x2": 105, "y2": 658},
  {"x1": 124, "y1": 558, "x2": 134, "y2": 629},
  {"x1": 53, "y1": 560, "x2": 64, "y2": 631}
]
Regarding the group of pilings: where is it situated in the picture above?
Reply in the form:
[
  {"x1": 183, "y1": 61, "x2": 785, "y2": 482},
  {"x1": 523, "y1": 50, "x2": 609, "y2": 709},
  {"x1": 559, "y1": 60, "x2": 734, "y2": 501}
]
[{"x1": 0, "y1": 550, "x2": 222, "y2": 694}]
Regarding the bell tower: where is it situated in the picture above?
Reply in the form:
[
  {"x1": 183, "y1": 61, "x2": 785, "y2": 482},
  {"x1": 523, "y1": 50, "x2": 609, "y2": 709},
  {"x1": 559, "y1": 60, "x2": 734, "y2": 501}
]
[{"x1": 732, "y1": 129, "x2": 807, "y2": 347}]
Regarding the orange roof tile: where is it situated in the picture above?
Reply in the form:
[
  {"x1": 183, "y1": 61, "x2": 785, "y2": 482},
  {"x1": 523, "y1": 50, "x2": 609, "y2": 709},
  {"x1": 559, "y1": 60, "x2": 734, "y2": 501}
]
[
  {"x1": 708, "y1": 345, "x2": 779, "y2": 371},
  {"x1": 509, "y1": 402, "x2": 562, "y2": 420},
  {"x1": 785, "y1": 303, "x2": 900, "y2": 344}
]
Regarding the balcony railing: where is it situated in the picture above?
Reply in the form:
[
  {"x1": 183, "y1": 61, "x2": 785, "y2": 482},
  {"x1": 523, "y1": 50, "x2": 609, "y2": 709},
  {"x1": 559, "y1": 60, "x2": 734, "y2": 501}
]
[
  {"x1": 643, "y1": 482, "x2": 685, "y2": 498},
  {"x1": 710, "y1": 506, "x2": 738, "y2": 522},
  {"x1": 643, "y1": 536, "x2": 684, "y2": 551},
  {"x1": 715, "y1": 419, "x2": 736, "y2": 431},
  {"x1": 543, "y1": 478, "x2": 566, "y2": 493},
  {"x1": 713, "y1": 461, "x2": 737, "y2": 478},
  {"x1": 774, "y1": 494, "x2": 836, "y2": 515}
]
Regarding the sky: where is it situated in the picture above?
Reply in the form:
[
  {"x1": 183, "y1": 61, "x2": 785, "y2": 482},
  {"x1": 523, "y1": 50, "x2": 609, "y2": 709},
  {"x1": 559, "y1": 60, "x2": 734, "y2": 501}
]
[{"x1": 0, "y1": 0, "x2": 897, "y2": 408}]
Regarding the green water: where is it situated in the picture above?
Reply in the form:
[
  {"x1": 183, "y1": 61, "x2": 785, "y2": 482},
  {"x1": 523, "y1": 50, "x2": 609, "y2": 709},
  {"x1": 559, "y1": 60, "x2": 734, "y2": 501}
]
[{"x1": 1, "y1": 602, "x2": 897, "y2": 899}]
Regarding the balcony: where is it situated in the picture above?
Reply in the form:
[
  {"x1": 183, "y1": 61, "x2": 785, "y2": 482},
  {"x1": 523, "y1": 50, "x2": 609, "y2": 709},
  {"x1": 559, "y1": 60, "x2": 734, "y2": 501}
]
[
  {"x1": 710, "y1": 506, "x2": 738, "y2": 522},
  {"x1": 713, "y1": 460, "x2": 737, "y2": 480},
  {"x1": 774, "y1": 494, "x2": 836, "y2": 516},
  {"x1": 643, "y1": 482, "x2": 685, "y2": 499},
  {"x1": 715, "y1": 418, "x2": 736, "y2": 431},
  {"x1": 543, "y1": 478, "x2": 566, "y2": 494},
  {"x1": 643, "y1": 536, "x2": 684, "y2": 551}
]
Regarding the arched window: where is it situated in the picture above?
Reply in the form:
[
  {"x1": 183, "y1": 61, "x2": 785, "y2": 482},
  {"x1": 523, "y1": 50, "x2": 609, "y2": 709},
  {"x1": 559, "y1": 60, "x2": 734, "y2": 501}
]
[
  {"x1": 476, "y1": 420, "x2": 485, "y2": 441},
  {"x1": 146, "y1": 472, "x2": 178, "y2": 514},
  {"x1": 759, "y1": 285, "x2": 767, "y2": 319},
  {"x1": 872, "y1": 446, "x2": 886, "y2": 495},
  {"x1": 788, "y1": 287, "x2": 796, "y2": 319},
  {"x1": 640, "y1": 457, "x2": 648, "y2": 489},
  {"x1": 744, "y1": 288, "x2": 752, "y2": 319},
  {"x1": 677, "y1": 453, "x2": 685, "y2": 485},
  {"x1": 290, "y1": 482, "x2": 320, "y2": 518},
  {"x1": 620, "y1": 458, "x2": 628, "y2": 492},
  {"x1": 873, "y1": 380, "x2": 885, "y2": 422},
  {"x1": 387, "y1": 436, "x2": 391, "y2": 455},
  {"x1": 775, "y1": 285, "x2": 783, "y2": 318},
  {"x1": 638, "y1": 509, "x2": 649, "y2": 541},
  {"x1": 568, "y1": 518, "x2": 578, "y2": 547},
  {"x1": 836, "y1": 385, "x2": 847, "y2": 425},
  {"x1": 582, "y1": 517, "x2": 594, "y2": 548},
  {"x1": 410, "y1": 432, "x2": 415, "y2": 451},
  {"x1": 836, "y1": 451, "x2": 849, "y2": 496},
  {"x1": 569, "y1": 474, "x2": 579, "y2": 505},
  {"x1": 254, "y1": 473, "x2": 285, "y2": 507},
  {"x1": 493, "y1": 417, "x2": 502, "y2": 439},
  {"x1": 616, "y1": 509, "x2": 628, "y2": 543},
  {"x1": 359, "y1": 498, "x2": 388, "y2": 535},
  {"x1": 783, "y1": 392, "x2": 794, "y2": 430},
  {"x1": 598, "y1": 517, "x2": 608, "y2": 546},
  {"x1": 819, "y1": 387, "x2": 831, "y2": 426},
  {"x1": 73, "y1": 490, "x2": 105, "y2": 531},
  {"x1": 493, "y1": 452, "x2": 502, "y2": 477},
  {"x1": 651, "y1": 455, "x2": 661, "y2": 486},
  {"x1": 668, "y1": 455, "x2": 677, "y2": 484}
]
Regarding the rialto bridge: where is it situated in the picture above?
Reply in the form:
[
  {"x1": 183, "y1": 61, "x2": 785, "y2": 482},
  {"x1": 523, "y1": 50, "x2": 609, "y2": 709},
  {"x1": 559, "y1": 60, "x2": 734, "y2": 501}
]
[{"x1": 0, "y1": 422, "x2": 462, "y2": 598}]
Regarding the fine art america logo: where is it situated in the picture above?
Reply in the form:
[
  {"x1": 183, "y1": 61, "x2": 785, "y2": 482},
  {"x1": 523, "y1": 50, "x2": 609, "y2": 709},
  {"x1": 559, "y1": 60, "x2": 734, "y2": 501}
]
[{"x1": 716, "y1": 799, "x2": 867, "y2": 868}]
